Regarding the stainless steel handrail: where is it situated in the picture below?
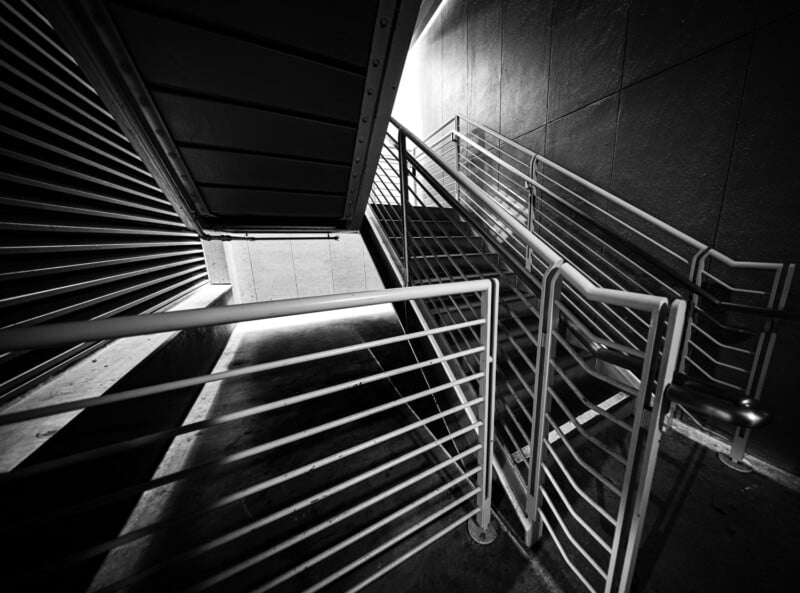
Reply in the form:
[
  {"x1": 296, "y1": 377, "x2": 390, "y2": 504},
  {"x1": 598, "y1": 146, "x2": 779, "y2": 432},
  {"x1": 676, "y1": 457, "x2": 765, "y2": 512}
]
[
  {"x1": 0, "y1": 280, "x2": 500, "y2": 592},
  {"x1": 394, "y1": 118, "x2": 668, "y2": 315},
  {"x1": 425, "y1": 114, "x2": 795, "y2": 473},
  {"x1": 367, "y1": 119, "x2": 695, "y2": 593}
]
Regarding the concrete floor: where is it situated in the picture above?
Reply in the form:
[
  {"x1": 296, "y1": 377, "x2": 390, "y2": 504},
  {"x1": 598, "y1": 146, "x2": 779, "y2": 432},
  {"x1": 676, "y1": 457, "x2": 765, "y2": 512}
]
[
  {"x1": 509, "y1": 427, "x2": 800, "y2": 593},
  {"x1": 633, "y1": 430, "x2": 800, "y2": 593},
  {"x1": 83, "y1": 304, "x2": 540, "y2": 593},
  {"x1": 5, "y1": 303, "x2": 798, "y2": 593}
]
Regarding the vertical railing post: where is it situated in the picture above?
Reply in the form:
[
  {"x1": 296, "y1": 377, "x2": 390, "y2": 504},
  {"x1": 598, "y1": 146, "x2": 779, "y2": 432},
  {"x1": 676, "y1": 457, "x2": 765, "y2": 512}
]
[
  {"x1": 525, "y1": 259, "x2": 564, "y2": 546},
  {"x1": 398, "y1": 130, "x2": 410, "y2": 286},
  {"x1": 524, "y1": 156, "x2": 538, "y2": 272},
  {"x1": 721, "y1": 262, "x2": 794, "y2": 471},
  {"x1": 666, "y1": 247, "x2": 709, "y2": 430},
  {"x1": 476, "y1": 279, "x2": 499, "y2": 530},
  {"x1": 605, "y1": 299, "x2": 667, "y2": 593},
  {"x1": 612, "y1": 300, "x2": 685, "y2": 593},
  {"x1": 453, "y1": 115, "x2": 461, "y2": 205}
]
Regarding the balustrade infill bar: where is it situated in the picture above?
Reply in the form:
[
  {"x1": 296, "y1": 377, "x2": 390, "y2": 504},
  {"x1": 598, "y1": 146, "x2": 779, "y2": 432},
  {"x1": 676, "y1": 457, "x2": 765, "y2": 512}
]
[
  {"x1": 540, "y1": 511, "x2": 600, "y2": 593},
  {"x1": 184, "y1": 464, "x2": 482, "y2": 592},
  {"x1": 7, "y1": 379, "x2": 485, "y2": 534},
  {"x1": 455, "y1": 121, "x2": 796, "y2": 319},
  {"x1": 0, "y1": 280, "x2": 494, "y2": 351},
  {"x1": 305, "y1": 507, "x2": 481, "y2": 593},
  {"x1": 149, "y1": 446, "x2": 482, "y2": 593},
  {"x1": 254, "y1": 479, "x2": 481, "y2": 593},
  {"x1": 455, "y1": 116, "x2": 706, "y2": 252},
  {"x1": 0, "y1": 317, "x2": 485, "y2": 428},
  {"x1": 392, "y1": 118, "x2": 667, "y2": 314},
  {"x1": 31, "y1": 404, "x2": 484, "y2": 577}
]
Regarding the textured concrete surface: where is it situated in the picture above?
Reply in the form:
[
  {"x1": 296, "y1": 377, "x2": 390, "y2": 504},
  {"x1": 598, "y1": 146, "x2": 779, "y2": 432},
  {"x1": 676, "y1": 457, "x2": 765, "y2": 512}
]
[
  {"x1": 1, "y1": 285, "x2": 234, "y2": 592},
  {"x1": 635, "y1": 430, "x2": 800, "y2": 593},
  {"x1": 82, "y1": 305, "x2": 558, "y2": 593},
  {"x1": 408, "y1": 0, "x2": 800, "y2": 474},
  {"x1": 221, "y1": 234, "x2": 384, "y2": 304},
  {"x1": 0, "y1": 284, "x2": 232, "y2": 472}
]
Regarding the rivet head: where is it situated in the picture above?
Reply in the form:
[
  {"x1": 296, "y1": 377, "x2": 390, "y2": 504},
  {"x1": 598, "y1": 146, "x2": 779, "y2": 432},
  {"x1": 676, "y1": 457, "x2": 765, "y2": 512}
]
[
  {"x1": 380, "y1": 17, "x2": 388, "y2": 27},
  {"x1": 359, "y1": 137, "x2": 365, "y2": 143},
  {"x1": 373, "y1": 59, "x2": 380, "y2": 67},
  {"x1": 367, "y1": 88, "x2": 374, "y2": 95},
  {"x1": 355, "y1": 157, "x2": 360, "y2": 163},
  {"x1": 362, "y1": 117, "x2": 368, "y2": 123}
]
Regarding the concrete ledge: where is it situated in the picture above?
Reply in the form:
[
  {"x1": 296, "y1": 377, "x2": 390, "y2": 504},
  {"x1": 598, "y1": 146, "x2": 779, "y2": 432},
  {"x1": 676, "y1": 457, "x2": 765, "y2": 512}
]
[{"x1": 0, "y1": 283, "x2": 232, "y2": 472}]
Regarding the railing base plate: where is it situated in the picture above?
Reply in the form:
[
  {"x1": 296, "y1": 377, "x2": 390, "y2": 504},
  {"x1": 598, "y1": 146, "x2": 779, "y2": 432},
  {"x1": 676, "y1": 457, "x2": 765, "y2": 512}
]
[
  {"x1": 718, "y1": 452, "x2": 754, "y2": 473},
  {"x1": 467, "y1": 517, "x2": 498, "y2": 545}
]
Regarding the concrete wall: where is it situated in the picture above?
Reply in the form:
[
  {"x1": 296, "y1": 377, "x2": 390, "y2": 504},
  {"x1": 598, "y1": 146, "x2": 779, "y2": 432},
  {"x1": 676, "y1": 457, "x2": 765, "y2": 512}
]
[
  {"x1": 204, "y1": 234, "x2": 384, "y2": 304},
  {"x1": 410, "y1": 0, "x2": 800, "y2": 473}
]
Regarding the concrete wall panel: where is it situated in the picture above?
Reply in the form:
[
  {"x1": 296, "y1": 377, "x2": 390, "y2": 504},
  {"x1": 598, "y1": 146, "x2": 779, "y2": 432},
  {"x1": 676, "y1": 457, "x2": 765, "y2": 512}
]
[
  {"x1": 623, "y1": 0, "x2": 755, "y2": 86},
  {"x1": 545, "y1": 94, "x2": 618, "y2": 187},
  {"x1": 611, "y1": 39, "x2": 749, "y2": 243},
  {"x1": 547, "y1": 0, "x2": 627, "y2": 120},
  {"x1": 441, "y1": 0, "x2": 469, "y2": 124},
  {"x1": 500, "y1": 0, "x2": 551, "y2": 138},
  {"x1": 467, "y1": 0, "x2": 502, "y2": 131},
  {"x1": 292, "y1": 240, "x2": 335, "y2": 297},
  {"x1": 410, "y1": 1, "x2": 800, "y2": 472},
  {"x1": 249, "y1": 240, "x2": 298, "y2": 301}
]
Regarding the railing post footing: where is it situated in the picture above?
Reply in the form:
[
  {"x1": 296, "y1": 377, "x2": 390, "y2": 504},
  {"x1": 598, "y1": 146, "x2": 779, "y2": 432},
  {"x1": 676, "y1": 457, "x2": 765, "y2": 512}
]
[
  {"x1": 524, "y1": 519, "x2": 543, "y2": 548},
  {"x1": 718, "y1": 452, "x2": 754, "y2": 473},
  {"x1": 468, "y1": 517, "x2": 498, "y2": 545}
]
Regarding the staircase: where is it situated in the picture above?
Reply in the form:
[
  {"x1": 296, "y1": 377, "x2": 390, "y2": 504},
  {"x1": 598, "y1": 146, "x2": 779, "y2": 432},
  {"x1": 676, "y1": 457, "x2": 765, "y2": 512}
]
[
  {"x1": 363, "y1": 117, "x2": 793, "y2": 593},
  {"x1": 0, "y1": 284, "x2": 498, "y2": 593}
]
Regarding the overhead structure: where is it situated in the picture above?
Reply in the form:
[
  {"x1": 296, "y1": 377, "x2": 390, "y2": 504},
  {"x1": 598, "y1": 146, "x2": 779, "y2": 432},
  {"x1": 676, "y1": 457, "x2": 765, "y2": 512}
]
[{"x1": 40, "y1": 0, "x2": 420, "y2": 233}]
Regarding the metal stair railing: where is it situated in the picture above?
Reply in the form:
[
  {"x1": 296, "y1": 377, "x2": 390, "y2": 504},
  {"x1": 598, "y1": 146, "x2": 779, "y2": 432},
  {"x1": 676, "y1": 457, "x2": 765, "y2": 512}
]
[
  {"x1": 0, "y1": 281, "x2": 499, "y2": 592},
  {"x1": 421, "y1": 114, "x2": 795, "y2": 471},
  {"x1": 366, "y1": 119, "x2": 689, "y2": 593}
]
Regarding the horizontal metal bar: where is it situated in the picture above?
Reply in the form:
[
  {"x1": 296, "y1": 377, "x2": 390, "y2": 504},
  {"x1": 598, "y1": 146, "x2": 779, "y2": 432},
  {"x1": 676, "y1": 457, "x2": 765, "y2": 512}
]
[
  {"x1": 0, "y1": 79, "x2": 141, "y2": 162},
  {"x1": 548, "y1": 389, "x2": 627, "y2": 464},
  {"x1": 0, "y1": 239, "x2": 200, "y2": 255},
  {"x1": 116, "y1": 446, "x2": 481, "y2": 593},
  {"x1": 544, "y1": 439, "x2": 617, "y2": 525},
  {"x1": 0, "y1": 280, "x2": 492, "y2": 351},
  {"x1": 0, "y1": 144, "x2": 169, "y2": 206},
  {"x1": 304, "y1": 506, "x2": 480, "y2": 593},
  {"x1": 0, "y1": 322, "x2": 484, "y2": 428},
  {"x1": 546, "y1": 412, "x2": 623, "y2": 497},
  {"x1": 395, "y1": 123, "x2": 668, "y2": 313},
  {"x1": 540, "y1": 511, "x2": 600, "y2": 593},
  {"x1": 187, "y1": 464, "x2": 481, "y2": 592},
  {"x1": 344, "y1": 509, "x2": 480, "y2": 593},
  {"x1": 541, "y1": 489, "x2": 608, "y2": 578},
  {"x1": 701, "y1": 270, "x2": 769, "y2": 296},
  {"x1": 0, "y1": 257, "x2": 205, "y2": 308},
  {"x1": 6, "y1": 265, "x2": 208, "y2": 329},
  {"x1": 0, "y1": 57, "x2": 126, "y2": 142},
  {"x1": 261, "y1": 479, "x2": 479, "y2": 593},
  {"x1": 455, "y1": 114, "x2": 706, "y2": 251},
  {"x1": 688, "y1": 340, "x2": 748, "y2": 373},
  {"x1": 541, "y1": 466, "x2": 613, "y2": 553},
  {"x1": 7, "y1": 384, "x2": 484, "y2": 534},
  {"x1": 0, "y1": 248, "x2": 203, "y2": 281},
  {"x1": 1, "y1": 367, "x2": 481, "y2": 486},
  {"x1": 31, "y1": 404, "x2": 482, "y2": 576},
  {"x1": 0, "y1": 196, "x2": 185, "y2": 228}
]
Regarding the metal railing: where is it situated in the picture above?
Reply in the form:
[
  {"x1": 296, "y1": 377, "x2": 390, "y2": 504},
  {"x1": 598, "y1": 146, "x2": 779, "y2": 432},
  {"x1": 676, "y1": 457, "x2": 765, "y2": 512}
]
[
  {"x1": 420, "y1": 114, "x2": 795, "y2": 469},
  {"x1": 366, "y1": 119, "x2": 688, "y2": 593},
  {"x1": 0, "y1": 280, "x2": 499, "y2": 592}
]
